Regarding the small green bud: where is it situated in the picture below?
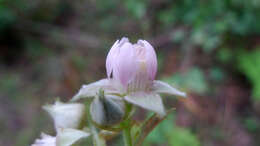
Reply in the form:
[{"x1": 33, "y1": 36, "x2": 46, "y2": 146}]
[{"x1": 90, "y1": 91, "x2": 125, "y2": 126}]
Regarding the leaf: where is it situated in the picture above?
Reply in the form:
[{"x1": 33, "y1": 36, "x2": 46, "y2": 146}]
[
  {"x1": 124, "y1": 0, "x2": 147, "y2": 19},
  {"x1": 135, "y1": 109, "x2": 175, "y2": 146},
  {"x1": 237, "y1": 49, "x2": 260, "y2": 101},
  {"x1": 144, "y1": 113, "x2": 200, "y2": 146},
  {"x1": 130, "y1": 121, "x2": 142, "y2": 143},
  {"x1": 152, "y1": 80, "x2": 186, "y2": 97},
  {"x1": 168, "y1": 127, "x2": 200, "y2": 146},
  {"x1": 124, "y1": 92, "x2": 165, "y2": 116},
  {"x1": 165, "y1": 67, "x2": 208, "y2": 94}
]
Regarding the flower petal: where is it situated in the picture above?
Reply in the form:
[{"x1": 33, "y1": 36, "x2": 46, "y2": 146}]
[
  {"x1": 124, "y1": 92, "x2": 165, "y2": 116},
  {"x1": 152, "y1": 80, "x2": 186, "y2": 97},
  {"x1": 114, "y1": 42, "x2": 137, "y2": 87},
  {"x1": 139, "y1": 40, "x2": 157, "y2": 80},
  {"x1": 31, "y1": 133, "x2": 56, "y2": 146},
  {"x1": 43, "y1": 101, "x2": 85, "y2": 131},
  {"x1": 56, "y1": 128, "x2": 90, "y2": 146},
  {"x1": 106, "y1": 40, "x2": 120, "y2": 78},
  {"x1": 71, "y1": 79, "x2": 120, "y2": 101}
]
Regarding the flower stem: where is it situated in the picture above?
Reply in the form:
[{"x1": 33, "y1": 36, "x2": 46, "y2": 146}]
[
  {"x1": 122, "y1": 102, "x2": 133, "y2": 146},
  {"x1": 91, "y1": 125, "x2": 106, "y2": 146},
  {"x1": 85, "y1": 101, "x2": 106, "y2": 146},
  {"x1": 123, "y1": 125, "x2": 132, "y2": 146}
]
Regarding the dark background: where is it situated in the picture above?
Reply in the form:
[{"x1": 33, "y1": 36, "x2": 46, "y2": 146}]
[{"x1": 1, "y1": 0, "x2": 260, "y2": 146}]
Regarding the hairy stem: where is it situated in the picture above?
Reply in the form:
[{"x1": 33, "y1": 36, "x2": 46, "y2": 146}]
[
  {"x1": 123, "y1": 125, "x2": 132, "y2": 146},
  {"x1": 85, "y1": 101, "x2": 106, "y2": 146},
  {"x1": 91, "y1": 125, "x2": 106, "y2": 146},
  {"x1": 123, "y1": 102, "x2": 133, "y2": 146}
]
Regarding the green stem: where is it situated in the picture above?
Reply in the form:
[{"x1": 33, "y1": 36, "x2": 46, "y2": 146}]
[
  {"x1": 91, "y1": 125, "x2": 106, "y2": 146},
  {"x1": 122, "y1": 102, "x2": 133, "y2": 146},
  {"x1": 123, "y1": 125, "x2": 132, "y2": 146},
  {"x1": 85, "y1": 101, "x2": 106, "y2": 146},
  {"x1": 122, "y1": 103, "x2": 133, "y2": 146}
]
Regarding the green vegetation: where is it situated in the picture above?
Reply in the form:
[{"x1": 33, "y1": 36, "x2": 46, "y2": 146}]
[
  {"x1": 164, "y1": 67, "x2": 208, "y2": 94},
  {"x1": 1, "y1": 0, "x2": 260, "y2": 145},
  {"x1": 145, "y1": 114, "x2": 200, "y2": 146},
  {"x1": 237, "y1": 49, "x2": 260, "y2": 101}
]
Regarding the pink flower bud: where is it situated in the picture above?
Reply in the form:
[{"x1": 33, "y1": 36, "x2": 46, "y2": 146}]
[{"x1": 106, "y1": 37, "x2": 157, "y2": 91}]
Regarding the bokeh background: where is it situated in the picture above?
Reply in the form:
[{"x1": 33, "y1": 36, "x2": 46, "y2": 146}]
[{"x1": 1, "y1": 0, "x2": 260, "y2": 146}]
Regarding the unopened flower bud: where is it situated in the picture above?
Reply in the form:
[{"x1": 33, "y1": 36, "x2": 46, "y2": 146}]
[
  {"x1": 43, "y1": 101, "x2": 85, "y2": 131},
  {"x1": 105, "y1": 38, "x2": 187, "y2": 116},
  {"x1": 106, "y1": 37, "x2": 157, "y2": 92},
  {"x1": 90, "y1": 91, "x2": 125, "y2": 126}
]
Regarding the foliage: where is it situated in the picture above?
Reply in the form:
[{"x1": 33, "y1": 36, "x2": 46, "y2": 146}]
[
  {"x1": 164, "y1": 67, "x2": 208, "y2": 94},
  {"x1": 237, "y1": 49, "x2": 260, "y2": 101},
  {"x1": 144, "y1": 114, "x2": 200, "y2": 146},
  {"x1": 1, "y1": 0, "x2": 260, "y2": 145},
  {"x1": 217, "y1": 48, "x2": 233, "y2": 64},
  {"x1": 244, "y1": 117, "x2": 260, "y2": 133},
  {"x1": 155, "y1": 0, "x2": 260, "y2": 52},
  {"x1": 124, "y1": 0, "x2": 147, "y2": 19}
]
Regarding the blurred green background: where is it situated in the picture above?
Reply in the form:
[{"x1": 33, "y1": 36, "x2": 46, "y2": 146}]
[{"x1": 1, "y1": 0, "x2": 260, "y2": 145}]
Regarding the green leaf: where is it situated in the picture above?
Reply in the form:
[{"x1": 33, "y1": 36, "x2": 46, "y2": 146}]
[
  {"x1": 168, "y1": 127, "x2": 200, "y2": 146},
  {"x1": 124, "y1": 0, "x2": 147, "y2": 19},
  {"x1": 144, "y1": 114, "x2": 200, "y2": 146},
  {"x1": 164, "y1": 67, "x2": 208, "y2": 94},
  {"x1": 237, "y1": 49, "x2": 260, "y2": 101},
  {"x1": 135, "y1": 109, "x2": 175, "y2": 146}
]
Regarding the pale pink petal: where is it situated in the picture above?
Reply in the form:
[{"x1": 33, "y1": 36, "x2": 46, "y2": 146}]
[
  {"x1": 106, "y1": 38, "x2": 158, "y2": 91},
  {"x1": 114, "y1": 42, "x2": 137, "y2": 87},
  {"x1": 140, "y1": 40, "x2": 157, "y2": 80},
  {"x1": 118, "y1": 37, "x2": 129, "y2": 47},
  {"x1": 127, "y1": 62, "x2": 151, "y2": 92},
  {"x1": 106, "y1": 40, "x2": 120, "y2": 78}
]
